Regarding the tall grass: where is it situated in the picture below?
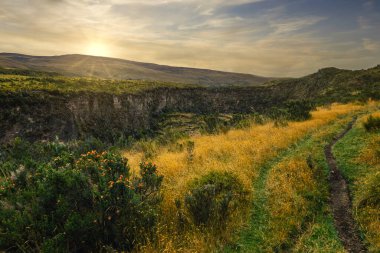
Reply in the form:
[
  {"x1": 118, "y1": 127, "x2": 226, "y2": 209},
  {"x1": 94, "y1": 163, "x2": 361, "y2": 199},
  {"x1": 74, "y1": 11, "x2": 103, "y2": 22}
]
[
  {"x1": 123, "y1": 102, "x2": 373, "y2": 252},
  {"x1": 334, "y1": 112, "x2": 380, "y2": 252}
]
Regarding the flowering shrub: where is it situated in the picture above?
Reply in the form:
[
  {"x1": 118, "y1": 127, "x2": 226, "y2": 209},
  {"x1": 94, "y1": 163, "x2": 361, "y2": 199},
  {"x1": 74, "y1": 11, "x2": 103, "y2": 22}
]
[{"x1": 0, "y1": 150, "x2": 163, "y2": 252}]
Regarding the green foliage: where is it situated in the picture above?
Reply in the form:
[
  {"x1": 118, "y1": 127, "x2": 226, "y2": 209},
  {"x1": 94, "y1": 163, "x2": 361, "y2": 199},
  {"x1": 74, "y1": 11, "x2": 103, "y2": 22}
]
[
  {"x1": 0, "y1": 137, "x2": 107, "y2": 174},
  {"x1": 363, "y1": 115, "x2": 380, "y2": 132},
  {"x1": 0, "y1": 148, "x2": 163, "y2": 252},
  {"x1": 184, "y1": 171, "x2": 248, "y2": 229},
  {"x1": 0, "y1": 73, "x2": 194, "y2": 94},
  {"x1": 285, "y1": 100, "x2": 314, "y2": 121},
  {"x1": 201, "y1": 114, "x2": 229, "y2": 134},
  {"x1": 270, "y1": 100, "x2": 314, "y2": 122}
]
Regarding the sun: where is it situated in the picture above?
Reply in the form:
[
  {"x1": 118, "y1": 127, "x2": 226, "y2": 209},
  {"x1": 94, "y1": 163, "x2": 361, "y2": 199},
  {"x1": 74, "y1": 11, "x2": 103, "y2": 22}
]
[{"x1": 85, "y1": 42, "x2": 110, "y2": 57}]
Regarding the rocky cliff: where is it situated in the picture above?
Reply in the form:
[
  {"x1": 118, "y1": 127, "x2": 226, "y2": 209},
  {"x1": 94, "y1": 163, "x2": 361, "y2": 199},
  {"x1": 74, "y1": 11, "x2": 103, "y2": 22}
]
[
  {"x1": 1, "y1": 65, "x2": 379, "y2": 143},
  {"x1": 1, "y1": 85, "x2": 297, "y2": 143}
]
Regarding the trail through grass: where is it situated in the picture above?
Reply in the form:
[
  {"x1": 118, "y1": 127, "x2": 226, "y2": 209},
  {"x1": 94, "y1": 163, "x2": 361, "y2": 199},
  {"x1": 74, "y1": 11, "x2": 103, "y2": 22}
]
[
  {"x1": 325, "y1": 117, "x2": 366, "y2": 252},
  {"x1": 333, "y1": 112, "x2": 380, "y2": 252},
  {"x1": 122, "y1": 103, "x2": 374, "y2": 252},
  {"x1": 226, "y1": 135, "x2": 313, "y2": 252},
  {"x1": 225, "y1": 116, "x2": 358, "y2": 252}
]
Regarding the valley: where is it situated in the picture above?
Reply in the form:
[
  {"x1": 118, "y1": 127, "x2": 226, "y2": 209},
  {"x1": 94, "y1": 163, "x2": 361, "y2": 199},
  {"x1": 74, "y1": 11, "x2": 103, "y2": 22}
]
[
  {"x1": 0, "y1": 56, "x2": 379, "y2": 252},
  {"x1": 1, "y1": 1, "x2": 380, "y2": 252}
]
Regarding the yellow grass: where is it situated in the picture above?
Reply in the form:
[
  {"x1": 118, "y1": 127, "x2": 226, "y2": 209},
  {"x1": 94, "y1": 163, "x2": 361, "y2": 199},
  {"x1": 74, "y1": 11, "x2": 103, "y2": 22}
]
[
  {"x1": 125, "y1": 103, "x2": 363, "y2": 204},
  {"x1": 266, "y1": 158, "x2": 318, "y2": 248},
  {"x1": 123, "y1": 103, "x2": 369, "y2": 252},
  {"x1": 355, "y1": 135, "x2": 380, "y2": 166},
  {"x1": 352, "y1": 118, "x2": 380, "y2": 252},
  {"x1": 263, "y1": 116, "x2": 351, "y2": 251}
]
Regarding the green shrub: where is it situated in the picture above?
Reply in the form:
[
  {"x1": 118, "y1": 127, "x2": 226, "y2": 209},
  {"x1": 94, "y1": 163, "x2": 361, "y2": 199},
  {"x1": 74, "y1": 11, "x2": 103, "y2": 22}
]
[
  {"x1": 284, "y1": 100, "x2": 314, "y2": 121},
  {"x1": 270, "y1": 100, "x2": 314, "y2": 122},
  {"x1": 363, "y1": 115, "x2": 380, "y2": 132},
  {"x1": 202, "y1": 114, "x2": 223, "y2": 133},
  {"x1": 0, "y1": 150, "x2": 163, "y2": 252},
  {"x1": 184, "y1": 171, "x2": 248, "y2": 229}
]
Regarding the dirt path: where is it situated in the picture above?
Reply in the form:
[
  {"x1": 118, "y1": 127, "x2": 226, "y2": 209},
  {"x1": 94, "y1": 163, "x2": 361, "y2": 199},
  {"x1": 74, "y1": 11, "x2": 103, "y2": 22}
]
[{"x1": 324, "y1": 117, "x2": 366, "y2": 253}]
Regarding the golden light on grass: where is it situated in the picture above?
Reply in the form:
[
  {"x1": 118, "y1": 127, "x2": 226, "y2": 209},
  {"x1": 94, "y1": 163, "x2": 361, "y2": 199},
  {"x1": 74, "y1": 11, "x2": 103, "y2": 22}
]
[{"x1": 122, "y1": 102, "x2": 374, "y2": 252}]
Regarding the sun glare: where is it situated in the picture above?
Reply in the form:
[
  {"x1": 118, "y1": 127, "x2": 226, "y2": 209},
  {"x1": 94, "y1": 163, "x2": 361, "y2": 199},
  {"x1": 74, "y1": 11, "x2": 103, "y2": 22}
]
[{"x1": 85, "y1": 42, "x2": 110, "y2": 57}]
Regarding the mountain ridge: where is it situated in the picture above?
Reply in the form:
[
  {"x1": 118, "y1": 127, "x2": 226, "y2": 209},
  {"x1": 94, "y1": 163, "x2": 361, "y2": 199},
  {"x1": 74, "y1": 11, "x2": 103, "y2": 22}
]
[{"x1": 0, "y1": 53, "x2": 273, "y2": 87}]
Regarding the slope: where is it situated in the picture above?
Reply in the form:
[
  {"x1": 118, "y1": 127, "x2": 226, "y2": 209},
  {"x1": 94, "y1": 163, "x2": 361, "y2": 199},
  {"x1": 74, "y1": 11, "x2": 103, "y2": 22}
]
[{"x1": 0, "y1": 53, "x2": 272, "y2": 87}]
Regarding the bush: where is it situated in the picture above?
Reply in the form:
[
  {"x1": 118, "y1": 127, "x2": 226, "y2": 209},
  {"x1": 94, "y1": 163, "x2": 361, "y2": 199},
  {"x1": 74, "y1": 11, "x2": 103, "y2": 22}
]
[
  {"x1": 284, "y1": 100, "x2": 314, "y2": 121},
  {"x1": 184, "y1": 171, "x2": 248, "y2": 229},
  {"x1": 0, "y1": 151, "x2": 163, "y2": 252},
  {"x1": 270, "y1": 100, "x2": 314, "y2": 122},
  {"x1": 363, "y1": 115, "x2": 380, "y2": 132}
]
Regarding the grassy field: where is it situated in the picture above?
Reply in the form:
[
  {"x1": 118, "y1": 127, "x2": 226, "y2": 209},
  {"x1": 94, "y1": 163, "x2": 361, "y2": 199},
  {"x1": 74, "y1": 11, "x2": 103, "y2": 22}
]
[
  {"x1": 123, "y1": 102, "x2": 378, "y2": 252},
  {"x1": 2, "y1": 98, "x2": 379, "y2": 252},
  {"x1": 333, "y1": 112, "x2": 380, "y2": 252}
]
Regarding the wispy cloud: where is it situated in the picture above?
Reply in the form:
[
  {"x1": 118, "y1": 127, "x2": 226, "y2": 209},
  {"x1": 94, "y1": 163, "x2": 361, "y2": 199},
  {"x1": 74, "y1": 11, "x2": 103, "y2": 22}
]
[
  {"x1": 0, "y1": 0, "x2": 379, "y2": 77},
  {"x1": 363, "y1": 38, "x2": 380, "y2": 52},
  {"x1": 271, "y1": 16, "x2": 326, "y2": 34}
]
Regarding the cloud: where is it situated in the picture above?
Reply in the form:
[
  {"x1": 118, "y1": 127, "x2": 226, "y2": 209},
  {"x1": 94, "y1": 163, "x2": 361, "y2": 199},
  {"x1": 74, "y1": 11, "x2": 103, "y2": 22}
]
[
  {"x1": 363, "y1": 38, "x2": 380, "y2": 51},
  {"x1": 0, "y1": 0, "x2": 379, "y2": 77},
  {"x1": 271, "y1": 16, "x2": 326, "y2": 34}
]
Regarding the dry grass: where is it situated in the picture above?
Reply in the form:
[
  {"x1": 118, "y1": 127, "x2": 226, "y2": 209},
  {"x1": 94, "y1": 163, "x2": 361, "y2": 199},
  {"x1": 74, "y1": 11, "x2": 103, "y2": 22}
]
[
  {"x1": 123, "y1": 103, "x2": 367, "y2": 252},
  {"x1": 353, "y1": 124, "x2": 380, "y2": 252},
  {"x1": 266, "y1": 158, "x2": 319, "y2": 248},
  {"x1": 354, "y1": 172, "x2": 380, "y2": 252},
  {"x1": 260, "y1": 115, "x2": 351, "y2": 252},
  {"x1": 333, "y1": 109, "x2": 380, "y2": 252}
]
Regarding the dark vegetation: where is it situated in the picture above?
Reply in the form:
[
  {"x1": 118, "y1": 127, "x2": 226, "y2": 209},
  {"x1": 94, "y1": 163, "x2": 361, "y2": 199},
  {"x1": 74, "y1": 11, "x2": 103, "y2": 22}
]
[
  {"x1": 269, "y1": 99, "x2": 314, "y2": 122},
  {"x1": 0, "y1": 138, "x2": 251, "y2": 252},
  {"x1": 0, "y1": 101, "x2": 307, "y2": 252},
  {"x1": 183, "y1": 171, "x2": 249, "y2": 229},
  {"x1": 0, "y1": 138, "x2": 163, "y2": 252},
  {"x1": 1, "y1": 64, "x2": 379, "y2": 144},
  {"x1": 363, "y1": 115, "x2": 380, "y2": 132}
]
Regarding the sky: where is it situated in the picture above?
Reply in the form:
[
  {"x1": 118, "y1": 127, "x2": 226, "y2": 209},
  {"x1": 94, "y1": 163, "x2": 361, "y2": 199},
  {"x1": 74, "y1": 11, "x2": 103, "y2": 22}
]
[{"x1": 0, "y1": 0, "x2": 379, "y2": 77}]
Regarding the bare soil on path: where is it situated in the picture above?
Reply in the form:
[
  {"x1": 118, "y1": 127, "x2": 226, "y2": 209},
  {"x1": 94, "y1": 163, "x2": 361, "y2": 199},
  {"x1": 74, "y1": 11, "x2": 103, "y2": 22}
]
[{"x1": 324, "y1": 117, "x2": 366, "y2": 253}]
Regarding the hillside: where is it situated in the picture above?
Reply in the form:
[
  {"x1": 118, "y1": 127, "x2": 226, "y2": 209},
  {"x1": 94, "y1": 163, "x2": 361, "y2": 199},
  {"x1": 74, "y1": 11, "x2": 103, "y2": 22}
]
[
  {"x1": 273, "y1": 65, "x2": 380, "y2": 103},
  {"x1": 0, "y1": 64, "x2": 379, "y2": 144},
  {"x1": 0, "y1": 53, "x2": 272, "y2": 87},
  {"x1": 1, "y1": 63, "x2": 380, "y2": 252}
]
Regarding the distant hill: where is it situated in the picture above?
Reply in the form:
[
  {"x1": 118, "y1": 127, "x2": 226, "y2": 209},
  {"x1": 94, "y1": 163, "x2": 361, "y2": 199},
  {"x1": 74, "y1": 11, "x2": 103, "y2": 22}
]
[
  {"x1": 0, "y1": 53, "x2": 273, "y2": 87},
  {"x1": 268, "y1": 65, "x2": 380, "y2": 103}
]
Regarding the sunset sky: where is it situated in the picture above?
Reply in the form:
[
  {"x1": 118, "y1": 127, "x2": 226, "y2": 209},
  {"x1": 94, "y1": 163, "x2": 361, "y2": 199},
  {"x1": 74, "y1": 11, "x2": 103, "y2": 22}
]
[{"x1": 1, "y1": 0, "x2": 379, "y2": 77}]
